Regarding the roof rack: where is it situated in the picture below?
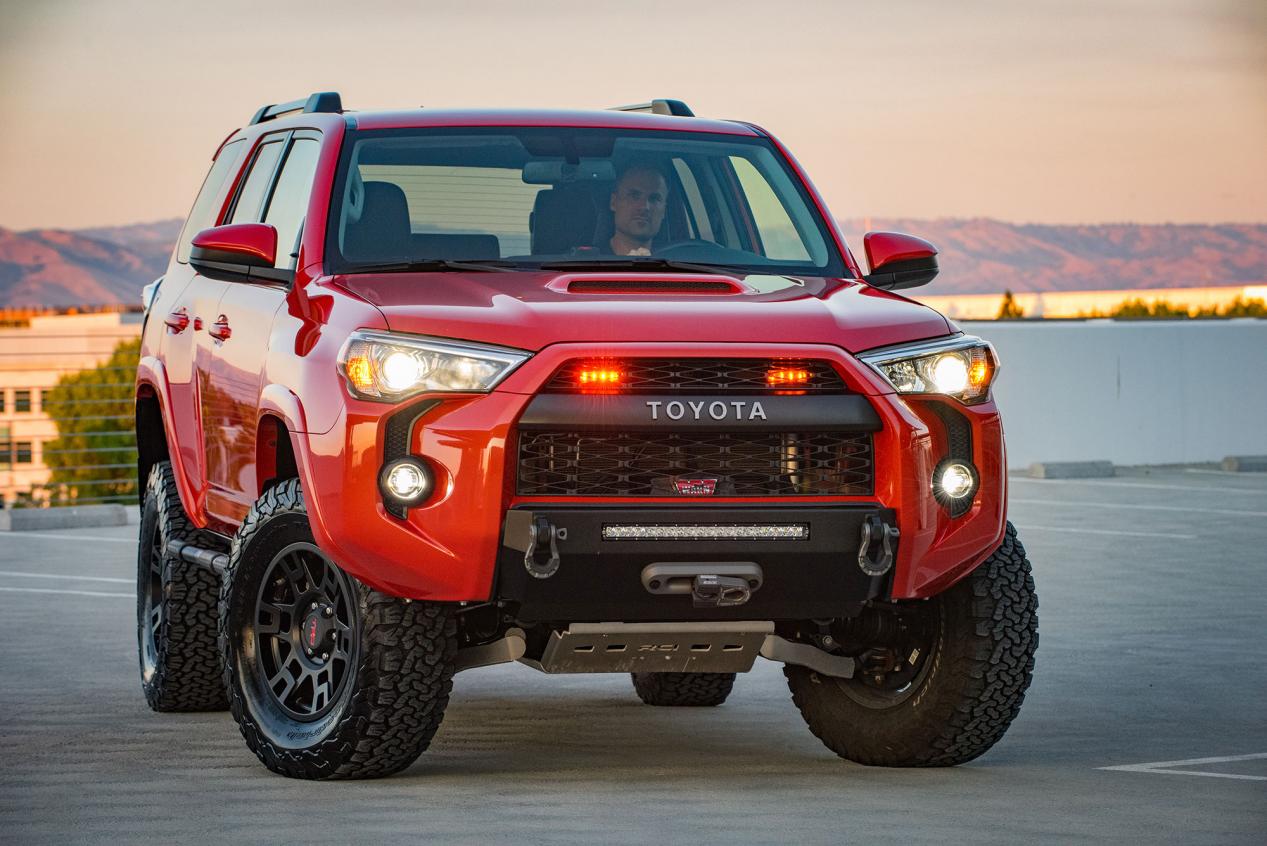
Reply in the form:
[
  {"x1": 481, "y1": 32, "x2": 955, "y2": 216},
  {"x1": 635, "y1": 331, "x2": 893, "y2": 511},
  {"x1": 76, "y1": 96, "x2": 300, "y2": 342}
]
[
  {"x1": 609, "y1": 99, "x2": 695, "y2": 117},
  {"x1": 249, "y1": 91, "x2": 343, "y2": 125}
]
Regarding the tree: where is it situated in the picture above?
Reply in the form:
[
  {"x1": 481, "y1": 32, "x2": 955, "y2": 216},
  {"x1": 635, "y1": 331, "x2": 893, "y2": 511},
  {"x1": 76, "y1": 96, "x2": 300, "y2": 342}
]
[
  {"x1": 996, "y1": 290, "x2": 1025, "y2": 320},
  {"x1": 40, "y1": 337, "x2": 140, "y2": 506}
]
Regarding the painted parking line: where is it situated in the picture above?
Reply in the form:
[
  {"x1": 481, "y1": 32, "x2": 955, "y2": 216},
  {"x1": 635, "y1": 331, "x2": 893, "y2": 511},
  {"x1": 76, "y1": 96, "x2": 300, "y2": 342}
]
[
  {"x1": 1099, "y1": 753, "x2": 1267, "y2": 782},
  {"x1": 1011, "y1": 478, "x2": 1267, "y2": 496},
  {"x1": 0, "y1": 532, "x2": 135, "y2": 544},
  {"x1": 1010, "y1": 498, "x2": 1267, "y2": 518},
  {"x1": 0, "y1": 586, "x2": 132, "y2": 599},
  {"x1": 0, "y1": 570, "x2": 131, "y2": 584},
  {"x1": 1022, "y1": 525, "x2": 1197, "y2": 540}
]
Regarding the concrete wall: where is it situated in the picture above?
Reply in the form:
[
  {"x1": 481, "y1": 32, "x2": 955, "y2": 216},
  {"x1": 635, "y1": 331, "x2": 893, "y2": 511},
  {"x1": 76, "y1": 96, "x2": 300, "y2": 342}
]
[{"x1": 960, "y1": 319, "x2": 1267, "y2": 468}]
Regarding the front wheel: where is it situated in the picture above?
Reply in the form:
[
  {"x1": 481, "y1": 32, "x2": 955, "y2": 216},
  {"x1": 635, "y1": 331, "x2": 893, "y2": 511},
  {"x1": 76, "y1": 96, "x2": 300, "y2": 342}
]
[
  {"x1": 786, "y1": 522, "x2": 1038, "y2": 766},
  {"x1": 220, "y1": 479, "x2": 457, "y2": 779}
]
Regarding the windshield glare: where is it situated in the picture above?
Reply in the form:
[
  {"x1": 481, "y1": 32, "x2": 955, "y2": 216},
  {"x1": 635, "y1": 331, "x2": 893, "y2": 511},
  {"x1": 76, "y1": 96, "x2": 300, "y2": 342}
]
[{"x1": 326, "y1": 127, "x2": 845, "y2": 276}]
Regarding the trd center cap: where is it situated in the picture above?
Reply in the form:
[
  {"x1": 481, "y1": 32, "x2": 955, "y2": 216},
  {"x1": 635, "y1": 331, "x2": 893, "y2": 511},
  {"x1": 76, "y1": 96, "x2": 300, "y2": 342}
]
[{"x1": 300, "y1": 608, "x2": 334, "y2": 656}]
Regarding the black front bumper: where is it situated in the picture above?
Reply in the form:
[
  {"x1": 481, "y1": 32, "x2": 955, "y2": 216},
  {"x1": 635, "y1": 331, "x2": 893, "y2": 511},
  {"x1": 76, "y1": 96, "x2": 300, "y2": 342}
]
[{"x1": 495, "y1": 504, "x2": 894, "y2": 622}]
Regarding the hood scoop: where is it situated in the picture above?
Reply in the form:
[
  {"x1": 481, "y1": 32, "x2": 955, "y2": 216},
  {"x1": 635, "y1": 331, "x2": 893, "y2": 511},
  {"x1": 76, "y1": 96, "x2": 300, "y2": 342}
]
[{"x1": 560, "y1": 275, "x2": 747, "y2": 295}]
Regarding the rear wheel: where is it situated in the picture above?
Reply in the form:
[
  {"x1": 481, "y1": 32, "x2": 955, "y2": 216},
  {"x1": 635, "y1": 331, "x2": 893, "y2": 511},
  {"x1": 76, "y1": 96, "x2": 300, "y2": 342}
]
[
  {"x1": 632, "y1": 672, "x2": 736, "y2": 707},
  {"x1": 220, "y1": 479, "x2": 457, "y2": 780},
  {"x1": 137, "y1": 461, "x2": 227, "y2": 712},
  {"x1": 786, "y1": 522, "x2": 1038, "y2": 766}
]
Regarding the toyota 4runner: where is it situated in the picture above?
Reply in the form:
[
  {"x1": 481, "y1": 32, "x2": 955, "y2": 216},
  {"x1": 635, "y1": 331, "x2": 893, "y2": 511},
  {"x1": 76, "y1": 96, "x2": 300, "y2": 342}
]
[{"x1": 135, "y1": 92, "x2": 1038, "y2": 779}]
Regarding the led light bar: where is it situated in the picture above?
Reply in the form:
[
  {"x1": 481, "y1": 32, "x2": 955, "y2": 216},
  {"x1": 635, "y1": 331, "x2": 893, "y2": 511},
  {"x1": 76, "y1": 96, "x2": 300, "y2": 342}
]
[{"x1": 601, "y1": 524, "x2": 809, "y2": 541}]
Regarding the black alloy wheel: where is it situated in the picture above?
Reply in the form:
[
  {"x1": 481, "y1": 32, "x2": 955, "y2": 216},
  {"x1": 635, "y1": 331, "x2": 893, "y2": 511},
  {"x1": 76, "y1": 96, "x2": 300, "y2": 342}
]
[
  {"x1": 139, "y1": 522, "x2": 165, "y2": 681},
  {"x1": 786, "y1": 522, "x2": 1038, "y2": 766},
  {"x1": 832, "y1": 602, "x2": 939, "y2": 710},
  {"x1": 250, "y1": 543, "x2": 358, "y2": 722},
  {"x1": 222, "y1": 478, "x2": 457, "y2": 779}
]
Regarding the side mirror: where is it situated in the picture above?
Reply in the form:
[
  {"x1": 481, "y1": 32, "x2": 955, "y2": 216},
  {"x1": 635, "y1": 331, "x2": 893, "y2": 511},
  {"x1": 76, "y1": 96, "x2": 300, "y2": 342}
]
[
  {"x1": 862, "y1": 231, "x2": 939, "y2": 291},
  {"x1": 189, "y1": 223, "x2": 290, "y2": 284}
]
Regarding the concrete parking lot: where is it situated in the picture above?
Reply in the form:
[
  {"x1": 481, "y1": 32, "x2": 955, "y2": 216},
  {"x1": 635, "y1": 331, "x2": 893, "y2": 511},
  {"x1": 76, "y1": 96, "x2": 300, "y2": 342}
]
[{"x1": 1, "y1": 468, "x2": 1264, "y2": 844}]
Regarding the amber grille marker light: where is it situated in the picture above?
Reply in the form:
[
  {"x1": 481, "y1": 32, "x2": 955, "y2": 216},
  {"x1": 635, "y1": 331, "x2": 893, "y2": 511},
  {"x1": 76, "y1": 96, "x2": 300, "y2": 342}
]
[
  {"x1": 766, "y1": 366, "x2": 811, "y2": 388},
  {"x1": 576, "y1": 364, "x2": 624, "y2": 389}
]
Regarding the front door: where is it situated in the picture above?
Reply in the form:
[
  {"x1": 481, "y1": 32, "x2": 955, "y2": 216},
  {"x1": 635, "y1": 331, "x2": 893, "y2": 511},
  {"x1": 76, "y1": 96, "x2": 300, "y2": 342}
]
[{"x1": 204, "y1": 132, "x2": 322, "y2": 525}]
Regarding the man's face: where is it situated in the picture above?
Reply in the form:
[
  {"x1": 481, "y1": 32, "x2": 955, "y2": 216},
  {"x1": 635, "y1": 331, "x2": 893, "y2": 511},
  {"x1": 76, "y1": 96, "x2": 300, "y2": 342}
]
[{"x1": 610, "y1": 168, "x2": 667, "y2": 245}]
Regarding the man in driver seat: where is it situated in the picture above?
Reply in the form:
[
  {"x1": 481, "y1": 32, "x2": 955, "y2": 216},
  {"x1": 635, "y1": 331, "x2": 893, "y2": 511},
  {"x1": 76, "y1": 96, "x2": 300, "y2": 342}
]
[{"x1": 608, "y1": 161, "x2": 668, "y2": 255}]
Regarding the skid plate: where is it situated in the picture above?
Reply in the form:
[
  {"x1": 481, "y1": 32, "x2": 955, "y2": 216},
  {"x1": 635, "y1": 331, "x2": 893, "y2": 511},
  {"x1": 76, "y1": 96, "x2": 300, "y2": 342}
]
[{"x1": 523, "y1": 622, "x2": 775, "y2": 674}]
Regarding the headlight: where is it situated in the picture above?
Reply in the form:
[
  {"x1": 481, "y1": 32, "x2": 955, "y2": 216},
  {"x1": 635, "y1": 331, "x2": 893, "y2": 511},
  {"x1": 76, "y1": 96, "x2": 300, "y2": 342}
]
[
  {"x1": 858, "y1": 335, "x2": 998, "y2": 404},
  {"x1": 338, "y1": 330, "x2": 530, "y2": 401}
]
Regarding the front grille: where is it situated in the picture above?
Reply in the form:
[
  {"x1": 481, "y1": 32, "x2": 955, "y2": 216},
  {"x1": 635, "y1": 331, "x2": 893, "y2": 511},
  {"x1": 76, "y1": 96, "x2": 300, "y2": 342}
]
[
  {"x1": 517, "y1": 430, "x2": 873, "y2": 497},
  {"x1": 543, "y1": 358, "x2": 845, "y2": 394}
]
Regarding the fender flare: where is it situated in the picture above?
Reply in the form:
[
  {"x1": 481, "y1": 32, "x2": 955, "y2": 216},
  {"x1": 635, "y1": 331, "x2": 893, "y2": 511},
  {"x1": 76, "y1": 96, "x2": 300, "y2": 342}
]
[
  {"x1": 135, "y1": 356, "x2": 206, "y2": 527},
  {"x1": 255, "y1": 384, "x2": 334, "y2": 552}
]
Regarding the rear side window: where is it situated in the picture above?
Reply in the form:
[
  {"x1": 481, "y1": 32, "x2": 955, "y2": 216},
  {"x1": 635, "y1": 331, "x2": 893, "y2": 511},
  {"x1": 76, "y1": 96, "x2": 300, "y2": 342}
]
[
  {"x1": 263, "y1": 139, "x2": 321, "y2": 268},
  {"x1": 229, "y1": 139, "x2": 286, "y2": 224},
  {"x1": 176, "y1": 139, "x2": 245, "y2": 263}
]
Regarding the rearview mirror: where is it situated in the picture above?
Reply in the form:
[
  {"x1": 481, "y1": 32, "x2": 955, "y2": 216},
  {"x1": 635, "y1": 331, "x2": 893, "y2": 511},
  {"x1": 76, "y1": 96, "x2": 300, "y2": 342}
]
[
  {"x1": 190, "y1": 223, "x2": 290, "y2": 284},
  {"x1": 862, "y1": 231, "x2": 939, "y2": 291}
]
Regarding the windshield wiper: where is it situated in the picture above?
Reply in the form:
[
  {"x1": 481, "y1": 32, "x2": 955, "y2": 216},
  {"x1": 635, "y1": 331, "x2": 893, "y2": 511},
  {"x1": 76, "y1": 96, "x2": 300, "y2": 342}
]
[
  {"x1": 353, "y1": 259, "x2": 517, "y2": 273},
  {"x1": 538, "y1": 258, "x2": 735, "y2": 275}
]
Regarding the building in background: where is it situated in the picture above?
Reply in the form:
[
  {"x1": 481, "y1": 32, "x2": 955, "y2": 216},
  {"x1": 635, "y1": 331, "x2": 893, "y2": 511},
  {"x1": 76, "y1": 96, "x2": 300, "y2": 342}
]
[{"x1": 0, "y1": 312, "x2": 141, "y2": 506}]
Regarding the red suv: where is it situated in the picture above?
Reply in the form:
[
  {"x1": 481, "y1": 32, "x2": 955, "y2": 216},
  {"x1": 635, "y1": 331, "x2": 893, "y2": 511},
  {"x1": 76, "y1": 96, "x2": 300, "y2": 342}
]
[{"x1": 135, "y1": 92, "x2": 1037, "y2": 780}]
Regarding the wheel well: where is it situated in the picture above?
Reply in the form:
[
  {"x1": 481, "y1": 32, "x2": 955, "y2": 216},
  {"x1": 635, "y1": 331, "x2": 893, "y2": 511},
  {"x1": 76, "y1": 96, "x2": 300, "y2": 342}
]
[
  {"x1": 135, "y1": 387, "x2": 169, "y2": 505},
  {"x1": 257, "y1": 414, "x2": 299, "y2": 495}
]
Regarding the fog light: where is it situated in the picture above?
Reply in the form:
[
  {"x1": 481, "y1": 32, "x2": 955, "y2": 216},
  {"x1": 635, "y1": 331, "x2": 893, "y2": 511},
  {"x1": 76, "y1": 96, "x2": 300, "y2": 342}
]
[
  {"x1": 932, "y1": 459, "x2": 978, "y2": 512},
  {"x1": 379, "y1": 457, "x2": 433, "y2": 506},
  {"x1": 939, "y1": 463, "x2": 974, "y2": 498}
]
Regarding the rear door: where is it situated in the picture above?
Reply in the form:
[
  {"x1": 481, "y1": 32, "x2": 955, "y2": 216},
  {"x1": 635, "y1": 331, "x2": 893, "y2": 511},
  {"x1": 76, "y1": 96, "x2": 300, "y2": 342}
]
[{"x1": 204, "y1": 131, "x2": 322, "y2": 524}]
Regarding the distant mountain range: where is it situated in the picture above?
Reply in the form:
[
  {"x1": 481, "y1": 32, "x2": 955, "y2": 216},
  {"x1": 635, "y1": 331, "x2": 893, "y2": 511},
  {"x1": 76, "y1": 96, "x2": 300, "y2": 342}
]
[
  {"x1": 0, "y1": 220, "x2": 180, "y2": 308},
  {"x1": 1, "y1": 218, "x2": 1264, "y2": 307}
]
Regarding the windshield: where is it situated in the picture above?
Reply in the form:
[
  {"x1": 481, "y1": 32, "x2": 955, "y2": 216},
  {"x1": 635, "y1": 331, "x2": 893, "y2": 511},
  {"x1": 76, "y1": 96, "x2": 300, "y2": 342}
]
[{"x1": 325, "y1": 127, "x2": 846, "y2": 276}]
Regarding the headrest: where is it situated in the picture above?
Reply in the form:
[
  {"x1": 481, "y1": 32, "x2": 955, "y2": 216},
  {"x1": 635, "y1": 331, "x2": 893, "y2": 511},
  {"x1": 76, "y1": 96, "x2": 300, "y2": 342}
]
[
  {"x1": 344, "y1": 181, "x2": 412, "y2": 260},
  {"x1": 530, "y1": 183, "x2": 599, "y2": 255}
]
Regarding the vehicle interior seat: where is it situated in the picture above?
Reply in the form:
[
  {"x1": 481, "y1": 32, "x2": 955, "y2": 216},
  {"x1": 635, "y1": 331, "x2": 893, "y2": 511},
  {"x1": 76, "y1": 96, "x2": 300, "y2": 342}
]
[
  {"x1": 344, "y1": 181, "x2": 413, "y2": 260},
  {"x1": 530, "y1": 183, "x2": 600, "y2": 255}
]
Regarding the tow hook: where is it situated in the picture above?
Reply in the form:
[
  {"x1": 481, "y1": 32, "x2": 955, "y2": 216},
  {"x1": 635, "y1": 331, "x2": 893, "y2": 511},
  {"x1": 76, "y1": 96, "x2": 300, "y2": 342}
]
[
  {"x1": 691, "y1": 574, "x2": 752, "y2": 608},
  {"x1": 857, "y1": 515, "x2": 899, "y2": 577},
  {"x1": 524, "y1": 515, "x2": 566, "y2": 579}
]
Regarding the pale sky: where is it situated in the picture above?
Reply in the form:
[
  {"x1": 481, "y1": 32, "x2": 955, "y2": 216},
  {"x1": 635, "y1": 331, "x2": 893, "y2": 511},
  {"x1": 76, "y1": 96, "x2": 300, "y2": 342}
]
[{"x1": 1, "y1": 0, "x2": 1264, "y2": 230}]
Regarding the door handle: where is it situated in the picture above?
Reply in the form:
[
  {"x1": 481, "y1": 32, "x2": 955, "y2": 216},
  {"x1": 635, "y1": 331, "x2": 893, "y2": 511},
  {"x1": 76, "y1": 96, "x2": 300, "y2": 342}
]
[
  {"x1": 208, "y1": 315, "x2": 232, "y2": 341},
  {"x1": 164, "y1": 309, "x2": 190, "y2": 333}
]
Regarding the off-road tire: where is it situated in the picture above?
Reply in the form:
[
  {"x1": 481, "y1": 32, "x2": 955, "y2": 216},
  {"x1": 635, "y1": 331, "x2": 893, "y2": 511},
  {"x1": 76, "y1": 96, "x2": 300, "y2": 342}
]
[
  {"x1": 786, "y1": 522, "x2": 1037, "y2": 766},
  {"x1": 220, "y1": 478, "x2": 458, "y2": 780},
  {"x1": 631, "y1": 672, "x2": 736, "y2": 707},
  {"x1": 137, "y1": 461, "x2": 228, "y2": 712}
]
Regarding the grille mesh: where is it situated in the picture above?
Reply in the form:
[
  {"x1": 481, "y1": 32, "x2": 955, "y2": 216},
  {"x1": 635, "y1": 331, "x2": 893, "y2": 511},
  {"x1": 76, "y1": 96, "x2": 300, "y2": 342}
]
[
  {"x1": 543, "y1": 358, "x2": 845, "y2": 394},
  {"x1": 517, "y1": 431, "x2": 873, "y2": 497}
]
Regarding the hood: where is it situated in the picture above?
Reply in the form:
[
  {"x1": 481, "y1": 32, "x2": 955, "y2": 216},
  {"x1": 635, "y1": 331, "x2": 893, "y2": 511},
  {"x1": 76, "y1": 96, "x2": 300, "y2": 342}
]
[{"x1": 334, "y1": 271, "x2": 951, "y2": 354}]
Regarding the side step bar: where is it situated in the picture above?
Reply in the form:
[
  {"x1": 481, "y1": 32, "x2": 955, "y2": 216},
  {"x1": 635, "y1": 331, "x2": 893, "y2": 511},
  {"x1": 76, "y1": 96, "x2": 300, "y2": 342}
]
[{"x1": 167, "y1": 540, "x2": 229, "y2": 576}]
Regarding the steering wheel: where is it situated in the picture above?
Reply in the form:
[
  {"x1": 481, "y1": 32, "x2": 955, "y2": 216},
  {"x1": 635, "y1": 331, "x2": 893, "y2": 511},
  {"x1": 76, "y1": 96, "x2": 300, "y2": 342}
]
[{"x1": 654, "y1": 239, "x2": 717, "y2": 257}]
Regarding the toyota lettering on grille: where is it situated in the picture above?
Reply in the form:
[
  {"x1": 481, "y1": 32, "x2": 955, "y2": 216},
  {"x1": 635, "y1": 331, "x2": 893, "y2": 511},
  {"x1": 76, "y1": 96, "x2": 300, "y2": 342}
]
[{"x1": 645, "y1": 400, "x2": 767, "y2": 421}]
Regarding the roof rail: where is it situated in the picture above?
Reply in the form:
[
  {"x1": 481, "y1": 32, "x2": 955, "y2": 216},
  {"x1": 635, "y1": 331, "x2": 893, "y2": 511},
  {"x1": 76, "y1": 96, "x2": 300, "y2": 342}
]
[
  {"x1": 609, "y1": 99, "x2": 695, "y2": 117},
  {"x1": 249, "y1": 91, "x2": 343, "y2": 126}
]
